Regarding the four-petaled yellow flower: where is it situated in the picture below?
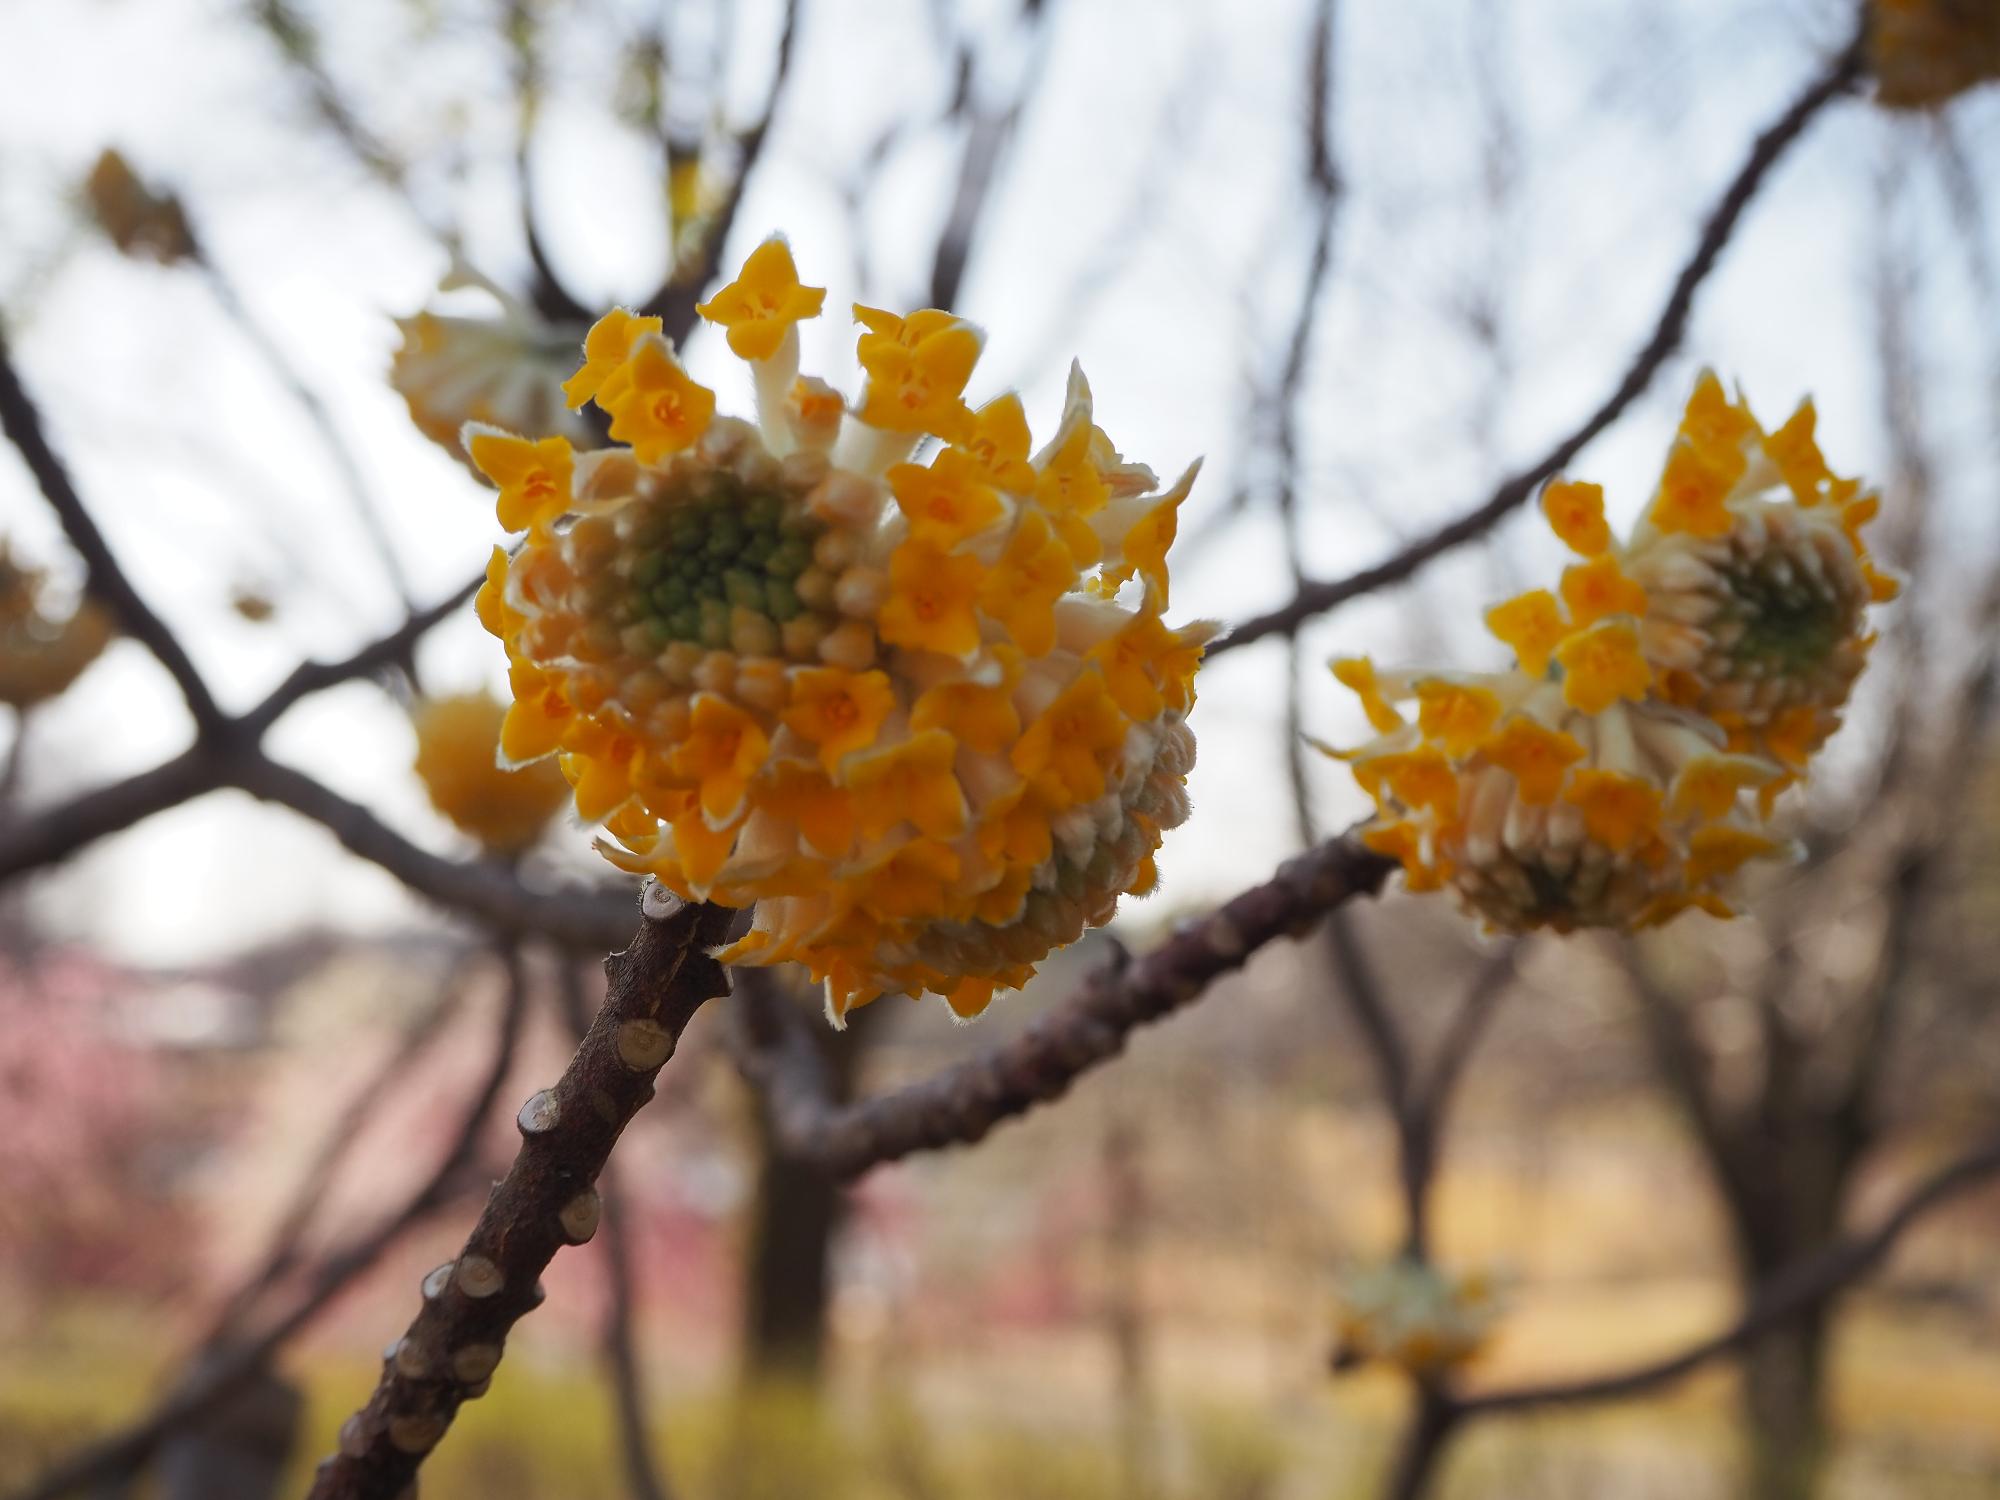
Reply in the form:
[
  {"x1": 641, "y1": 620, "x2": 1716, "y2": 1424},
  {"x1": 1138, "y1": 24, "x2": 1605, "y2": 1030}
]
[
  {"x1": 602, "y1": 336, "x2": 718, "y2": 463},
  {"x1": 696, "y1": 237, "x2": 827, "y2": 360},
  {"x1": 563, "y1": 307, "x2": 665, "y2": 409},
  {"x1": 466, "y1": 430, "x2": 575, "y2": 533},
  {"x1": 855, "y1": 315, "x2": 982, "y2": 441}
]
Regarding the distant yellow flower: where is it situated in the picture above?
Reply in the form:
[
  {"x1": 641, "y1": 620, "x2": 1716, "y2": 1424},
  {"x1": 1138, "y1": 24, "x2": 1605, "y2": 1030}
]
[
  {"x1": 465, "y1": 235, "x2": 1212, "y2": 1023},
  {"x1": 412, "y1": 692, "x2": 569, "y2": 854},
  {"x1": 1324, "y1": 370, "x2": 1887, "y2": 935},
  {"x1": 696, "y1": 238, "x2": 827, "y2": 362},
  {"x1": 1870, "y1": 0, "x2": 2000, "y2": 107},
  {"x1": 0, "y1": 543, "x2": 115, "y2": 711},
  {"x1": 392, "y1": 266, "x2": 596, "y2": 460},
  {"x1": 1333, "y1": 1259, "x2": 1500, "y2": 1375}
]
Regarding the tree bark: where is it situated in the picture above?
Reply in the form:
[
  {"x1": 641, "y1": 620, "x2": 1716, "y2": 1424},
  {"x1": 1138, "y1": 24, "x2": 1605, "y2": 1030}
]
[{"x1": 738, "y1": 987, "x2": 886, "y2": 1383}]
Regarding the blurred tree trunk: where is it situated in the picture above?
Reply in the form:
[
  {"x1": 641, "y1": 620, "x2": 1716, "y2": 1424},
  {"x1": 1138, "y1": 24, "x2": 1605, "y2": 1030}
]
[{"x1": 738, "y1": 989, "x2": 886, "y2": 1384}]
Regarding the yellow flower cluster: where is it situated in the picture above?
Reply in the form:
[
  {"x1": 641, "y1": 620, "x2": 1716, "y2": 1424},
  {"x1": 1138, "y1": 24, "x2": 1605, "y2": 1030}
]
[
  {"x1": 0, "y1": 542, "x2": 115, "y2": 711},
  {"x1": 1332, "y1": 373, "x2": 1889, "y2": 933},
  {"x1": 391, "y1": 266, "x2": 595, "y2": 461},
  {"x1": 1870, "y1": 0, "x2": 2000, "y2": 108},
  {"x1": 1333, "y1": 1259, "x2": 1499, "y2": 1374},
  {"x1": 411, "y1": 692, "x2": 570, "y2": 855},
  {"x1": 468, "y1": 236, "x2": 1210, "y2": 1022}
]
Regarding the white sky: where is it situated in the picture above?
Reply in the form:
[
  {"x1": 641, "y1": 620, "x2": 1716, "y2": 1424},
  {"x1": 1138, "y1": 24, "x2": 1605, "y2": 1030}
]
[{"x1": 1, "y1": 0, "x2": 1995, "y2": 964}]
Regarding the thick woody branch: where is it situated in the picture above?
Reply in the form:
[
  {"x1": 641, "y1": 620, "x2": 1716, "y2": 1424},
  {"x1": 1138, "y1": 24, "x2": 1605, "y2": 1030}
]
[
  {"x1": 0, "y1": 331, "x2": 225, "y2": 735},
  {"x1": 1208, "y1": 29, "x2": 1865, "y2": 658},
  {"x1": 304, "y1": 895, "x2": 734, "y2": 1500},
  {"x1": 735, "y1": 833, "x2": 1397, "y2": 1178}
]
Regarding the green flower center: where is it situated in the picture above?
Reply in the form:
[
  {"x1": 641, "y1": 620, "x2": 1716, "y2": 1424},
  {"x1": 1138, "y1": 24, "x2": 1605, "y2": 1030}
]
[
  {"x1": 1719, "y1": 556, "x2": 1851, "y2": 676},
  {"x1": 610, "y1": 479, "x2": 825, "y2": 650}
]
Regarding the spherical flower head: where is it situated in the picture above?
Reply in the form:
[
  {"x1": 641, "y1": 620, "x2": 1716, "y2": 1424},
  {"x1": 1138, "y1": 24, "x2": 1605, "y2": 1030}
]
[
  {"x1": 412, "y1": 692, "x2": 570, "y2": 854},
  {"x1": 467, "y1": 234, "x2": 1212, "y2": 1025},
  {"x1": 1619, "y1": 373, "x2": 1890, "y2": 770},
  {"x1": 1869, "y1": 0, "x2": 2000, "y2": 108},
  {"x1": 391, "y1": 264, "x2": 595, "y2": 462},
  {"x1": 1329, "y1": 657, "x2": 1791, "y2": 934},
  {"x1": 0, "y1": 542, "x2": 115, "y2": 710},
  {"x1": 1333, "y1": 1258, "x2": 1501, "y2": 1375}
]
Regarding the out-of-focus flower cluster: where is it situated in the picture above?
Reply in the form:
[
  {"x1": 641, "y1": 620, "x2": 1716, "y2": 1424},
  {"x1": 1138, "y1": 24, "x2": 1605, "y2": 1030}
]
[
  {"x1": 412, "y1": 691, "x2": 570, "y2": 855},
  {"x1": 0, "y1": 541, "x2": 115, "y2": 711},
  {"x1": 1332, "y1": 1258, "x2": 1500, "y2": 1374},
  {"x1": 392, "y1": 264, "x2": 596, "y2": 462},
  {"x1": 82, "y1": 149, "x2": 195, "y2": 264},
  {"x1": 1330, "y1": 374, "x2": 1891, "y2": 934},
  {"x1": 1869, "y1": 0, "x2": 2000, "y2": 108},
  {"x1": 467, "y1": 237, "x2": 1209, "y2": 1022}
]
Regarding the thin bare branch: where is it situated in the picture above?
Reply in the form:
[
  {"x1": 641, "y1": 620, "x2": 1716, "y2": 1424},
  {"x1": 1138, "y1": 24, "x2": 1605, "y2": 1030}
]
[
  {"x1": 1207, "y1": 29, "x2": 1865, "y2": 657},
  {"x1": 0, "y1": 329, "x2": 225, "y2": 735},
  {"x1": 304, "y1": 895, "x2": 733, "y2": 1500},
  {"x1": 1457, "y1": 1130, "x2": 2000, "y2": 1414}
]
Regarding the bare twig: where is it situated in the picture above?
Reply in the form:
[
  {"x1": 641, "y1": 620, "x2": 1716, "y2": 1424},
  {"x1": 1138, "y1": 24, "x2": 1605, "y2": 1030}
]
[
  {"x1": 1457, "y1": 1131, "x2": 2000, "y2": 1414},
  {"x1": 230, "y1": 755, "x2": 634, "y2": 948},
  {"x1": 734, "y1": 833, "x2": 1397, "y2": 1177},
  {"x1": 1207, "y1": 29, "x2": 1865, "y2": 658},
  {"x1": 304, "y1": 894, "x2": 734, "y2": 1500},
  {"x1": 0, "y1": 329, "x2": 224, "y2": 735},
  {"x1": 6, "y1": 947, "x2": 529, "y2": 1500}
]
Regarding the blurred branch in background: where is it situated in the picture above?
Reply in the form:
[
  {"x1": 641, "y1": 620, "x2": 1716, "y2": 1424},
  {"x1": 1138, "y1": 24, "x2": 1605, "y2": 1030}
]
[
  {"x1": 6, "y1": 945, "x2": 528, "y2": 1500},
  {"x1": 1211, "y1": 22, "x2": 1868, "y2": 658}
]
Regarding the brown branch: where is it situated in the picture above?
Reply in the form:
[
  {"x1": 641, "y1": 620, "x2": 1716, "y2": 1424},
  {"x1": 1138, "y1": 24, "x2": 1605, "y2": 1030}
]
[
  {"x1": 229, "y1": 755, "x2": 634, "y2": 949},
  {"x1": 735, "y1": 833, "x2": 1398, "y2": 1178},
  {"x1": 1207, "y1": 27, "x2": 1866, "y2": 658},
  {"x1": 1455, "y1": 1131, "x2": 2000, "y2": 1415},
  {"x1": 0, "y1": 328, "x2": 225, "y2": 735},
  {"x1": 304, "y1": 894, "x2": 733, "y2": 1500},
  {"x1": 0, "y1": 572, "x2": 481, "y2": 883},
  {"x1": 5, "y1": 946, "x2": 530, "y2": 1500}
]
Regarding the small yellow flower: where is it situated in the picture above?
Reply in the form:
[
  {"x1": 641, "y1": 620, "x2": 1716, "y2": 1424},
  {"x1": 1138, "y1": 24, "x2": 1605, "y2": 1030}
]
[
  {"x1": 783, "y1": 667, "x2": 896, "y2": 774},
  {"x1": 1649, "y1": 441, "x2": 1739, "y2": 538},
  {"x1": 563, "y1": 307, "x2": 665, "y2": 409},
  {"x1": 977, "y1": 511, "x2": 1076, "y2": 656},
  {"x1": 466, "y1": 430, "x2": 575, "y2": 533},
  {"x1": 888, "y1": 450, "x2": 1007, "y2": 549},
  {"x1": 961, "y1": 394, "x2": 1038, "y2": 491},
  {"x1": 1415, "y1": 681, "x2": 1501, "y2": 757},
  {"x1": 1563, "y1": 769, "x2": 1663, "y2": 854},
  {"x1": 1541, "y1": 480, "x2": 1609, "y2": 556},
  {"x1": 671, "y1": 693, "x2": 770, "y2": 825},
  {"x1": 879, "y1": 541, "x2": 987, "y2": 658},
  {"x1": 412, "y1": 692, "x2": 569, "y2": 854},
  {"x1": 1333, "y1": 657, "x2": 1405, "y2": 734},
  {"x1": 855, "y1": 316, "x2": 982, "y2": 441},
  {"x1": 696, "y1": 236, "x2": 827, "y2": 361},
  {"x1": 1481, "y1": 716, "x2": 1585, "y2": 804},
  {"x1": 1555, "y1": 619, "x2": 1652, "y2": 714},
  {"x1": 1484, "y1": 589, "x2": 1567, "y2": 677},
  {"x1": 1013, "y1": 671, "x2": 1128, "y2": 807},
  {"x1": 1558, "y1": 555, "x2": 1647, "y2": 629},
  {"x1": 601, "y1": 336, "x2": 718, "y2": 463},
  {"x1": 845, "y1": 729, "x2": 969, "y2": 841}
]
